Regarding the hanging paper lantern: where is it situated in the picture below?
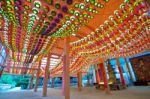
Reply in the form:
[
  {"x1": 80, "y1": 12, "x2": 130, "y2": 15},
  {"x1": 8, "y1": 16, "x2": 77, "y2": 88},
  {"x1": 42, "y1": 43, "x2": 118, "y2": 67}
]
[
  {"x1": 62, "y1": 6, "x2": 68, "y2": 13},
  {"x1": 55, "y1": 3, "x2": 61, "y2": 9},
  {"x1": 34, "y1": 1, "x2": 41, "y2": 8},
  {"x1": 66, "y1": 0, "x2": 73, "y2": 5}
]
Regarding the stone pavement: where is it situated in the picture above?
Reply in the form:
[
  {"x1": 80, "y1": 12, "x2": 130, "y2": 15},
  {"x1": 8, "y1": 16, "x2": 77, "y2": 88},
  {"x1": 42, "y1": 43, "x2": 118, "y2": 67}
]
[{"x1": 0, "y1": 86, "x2": 150, "y2": 99}]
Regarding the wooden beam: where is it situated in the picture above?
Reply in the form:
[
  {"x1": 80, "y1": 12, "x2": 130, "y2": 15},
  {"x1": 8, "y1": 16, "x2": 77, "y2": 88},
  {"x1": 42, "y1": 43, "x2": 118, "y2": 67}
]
[
  {"x1": 85, "y1": 25, "x2": 95, "y2": 31},
  {"x1": 56, "y1": 46, "x2": 63, "y2": 50},
  {"x1": 43, "y1": 54, "x2": 51, "y2": 97},
  {"x1": 34, "y1": 61, "x2": 41, "y2": 92},
  {"x1": 50, "y1": 53, "x2": 62, "y2": 57},
  {"x1": 9, "y1": 66, "x2": 38, "y2": 70},
  {"x1": 62, "y1": 37, "x2": 70, "y2": 99},
  {"x1": 76, "y1": 31, "x2": 87, "y2": 38},
  {"x1": 75, "y1": 34, "x2": 83, "y2": 39}
]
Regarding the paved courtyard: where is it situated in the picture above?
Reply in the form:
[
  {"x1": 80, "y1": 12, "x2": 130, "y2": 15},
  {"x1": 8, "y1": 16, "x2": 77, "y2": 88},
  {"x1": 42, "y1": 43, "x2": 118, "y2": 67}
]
[{"x1": 0, "y1": 86, "x2": 150, "y2": 99}]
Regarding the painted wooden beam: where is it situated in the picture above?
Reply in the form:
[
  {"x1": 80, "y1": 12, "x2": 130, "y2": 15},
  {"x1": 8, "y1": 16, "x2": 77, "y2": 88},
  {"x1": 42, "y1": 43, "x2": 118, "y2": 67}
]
[
  {"x1": 9, "y1": 66, "x2": 38, "y2": 70},
  {"x1": 85, "y1": 25, "x2": 95, "y2": 31}
]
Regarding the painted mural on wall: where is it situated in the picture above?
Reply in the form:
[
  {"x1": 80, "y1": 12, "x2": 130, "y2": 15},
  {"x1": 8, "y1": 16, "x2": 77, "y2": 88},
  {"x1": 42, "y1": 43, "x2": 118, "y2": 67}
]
[{"x1": 130, "y1": 54, "x2": 150, "y2": 81}]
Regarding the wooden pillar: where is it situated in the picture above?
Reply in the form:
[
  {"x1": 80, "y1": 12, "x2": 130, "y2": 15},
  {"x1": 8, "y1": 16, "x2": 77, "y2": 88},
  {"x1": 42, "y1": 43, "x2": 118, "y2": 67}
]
[
  {"x1": 101, "y1": 61, "x2": 110, "y2": 94},
  {"x1": 43, "y1": 55, "x2": 51, "y2": 97},
  {"x1": 95, "y1": 70, "x2": 100, "y2": 83},
  {"x1": 62, "y1": 37, "x2": 70, "y2": 99},
  {"x1": 77, "y1": 71, "x2": 82, "y2": 91},
  {"x1": 124, "y1": 58, "x2": 133, "y2": 81},
  {"x1": 34, "y1": 61, "x2": 41, "y2": 92},
  {"x1": 29, "y1": 72, "x2": 34, "y2": 89},
  {"x1": 116, "y1": 58, "x2": 126, "y2": 87},
  {"x1": 95, "y1": 65, "x2": 100, "y2": 84}
]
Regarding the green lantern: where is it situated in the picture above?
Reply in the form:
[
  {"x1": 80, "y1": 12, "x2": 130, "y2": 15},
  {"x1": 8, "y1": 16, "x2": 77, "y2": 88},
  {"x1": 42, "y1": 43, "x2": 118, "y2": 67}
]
[
  {"x1": 51, "y1": 11, "x2": 56, "y2": 16},
  {"x1": 24, "y1": 5, "x2": 30, "y2": 10},
  {"x1": 94, "y1": 2, "x2": 98, "y2": 6},
  {"x1": 79, "y1": 3, "x2": 85, "y2": 10},
  {"x1": 103, "y1": 0, "x2": 109, "y2": 2},
  {"x1": 34, "y1": 2, "x2": 41, "y2": 8},
  {"x1": 31, "y1": 15, "x2": 36, "y2": 21},
  {"x1": 90, "y1": 0, "x2": 95, "y2": 4},
  {"x1": 88, "y1": 7, "x2": 93, "y2": 12},
  {"x1": 32, "y1": 9, "x2": 38, "y2": 14},
  {"x1": 74, "y1": 11, "x2": 79, "y2": 16},
  {"x1": 79, "y1": 14, "x2": 83, "y2": 18},
  {"x1": 48, "y1": 16, "x2": 53, "y2": 21},
  {"x1": 14, "y1": 6, "x2": 18, "y2": 10},
  {"x1": 85, "y1": 0, "x2": 90, "y2": 3},
  {"x1": 6, "y1": 0, "x2": 12, "y2": 5},
  {"x1": 26, "y1": 0, "x2": 32, "y2": 3},
  {"x1": 55, "y1": 3, "x2": 61, "y2": 9},
  {"x1": 83, "y1": 14, "x2": 86, "y2": 17},
  {"x1": 97, "y1": 4, "x2": 101, "y2": 8},
  {"x1": 69, "y1": 9, "x2": 74, "y2": 14},
  {"x1": 74, "y1": 3, "x2": 79, "y2": 8},
  {"x1": 7, "y1": 6, "x2": 12, "y2": 11},
  {"x1": 44, "y1": 21, "x2": 50, "y2": 25},
  {"x1": 101, "y1": 4, "x2": 104, "y2": 8},
  {"x1": 70, "y1": 16, "x2": 75, "y2": 21},
  {"x1": 23, "y1": 11, "x2": 28, "y2": 15}
]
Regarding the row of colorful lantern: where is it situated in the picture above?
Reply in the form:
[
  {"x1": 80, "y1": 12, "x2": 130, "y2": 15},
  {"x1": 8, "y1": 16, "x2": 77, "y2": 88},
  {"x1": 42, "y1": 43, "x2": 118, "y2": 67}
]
[
  {"x1": 50, "y1": 0, "x2": 150, "y2": 76},
  {"x1": 70, "y1": 0, "x2": 149, "y2": 58},
  {"x1": 0, "y1": 0, "x2": 110, "y2": 59},
  {"x1": 2, "y1": 0, "x2": 149, "y2": 76}
]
